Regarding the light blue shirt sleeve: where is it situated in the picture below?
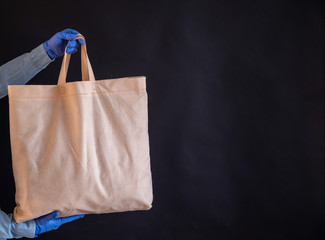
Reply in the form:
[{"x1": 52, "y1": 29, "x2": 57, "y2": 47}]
[
  {"x1": 0, "y1": 44, "x2": 54, "y2": 99},
  {"x1": 0, "y1": 210, "x2": 35, "y2": 239}
]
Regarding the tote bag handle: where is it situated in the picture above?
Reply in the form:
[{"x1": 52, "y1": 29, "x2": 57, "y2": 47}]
[{"x1": 57, "y1": 34, "x2": 96, "y2": 85}]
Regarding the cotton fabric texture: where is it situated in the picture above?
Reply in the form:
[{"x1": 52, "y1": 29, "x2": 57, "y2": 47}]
[
  {"x1": 0, "y1": 44, "x2": 50, "y2": 239},
  {"x1": 8, "y1": 35, "x2": 153, "y2": 223}
]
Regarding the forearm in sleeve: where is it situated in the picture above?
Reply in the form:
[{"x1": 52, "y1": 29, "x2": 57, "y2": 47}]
[
  {"x1": 0, "y1": 210, "x2": 35, "y2": 239},
  {"x1": 0, "y1": 44, "x2": 53, "y2": 99}
]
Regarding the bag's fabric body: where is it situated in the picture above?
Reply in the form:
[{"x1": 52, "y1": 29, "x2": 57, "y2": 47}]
[{"x1": 8, "y1": 35, "x2": 152, "y2": 223}]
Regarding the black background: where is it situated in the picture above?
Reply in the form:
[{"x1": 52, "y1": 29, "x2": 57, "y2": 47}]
[{"x1": 0, "y1": 0, "x2": 324, "y2": 239}]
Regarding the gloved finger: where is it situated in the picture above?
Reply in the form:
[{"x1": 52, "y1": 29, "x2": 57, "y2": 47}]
[
  {"x1": 62, "y1": 29, "x2": 84, "y2": 43},
  {"x1": 58, "y1": 214, "x2": 85, "y2": 225},
  {"x1": 66, "y1": 47, "x2": 78, "y2": 54},
  {"x1": 57, "y1": 32, "x2": 78, "y2": 41},
  {"x1": 37, "y1": 211, "x2": 60, "y2": 222},
  {"x1": 77, "y1": 38, "x2": 85, "y2": 45},
  {"x1": 67, "y1": 40, "x2": 79, "y2": 48},
  {"x1": 63, "y1": 28, "x2": 80, "y2": 35},
  {"x1": 67, "y1": 39, "x2": 84, "y2": 47}
]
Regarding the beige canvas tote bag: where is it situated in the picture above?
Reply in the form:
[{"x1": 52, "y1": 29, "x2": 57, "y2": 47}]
[{"x1": 8, "y1": 34, "x2": 153, "y2": 223}]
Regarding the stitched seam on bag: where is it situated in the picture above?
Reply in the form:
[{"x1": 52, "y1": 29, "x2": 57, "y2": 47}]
[{"x1": 10, "y1": 89, "x2": 147, "y2": 99}]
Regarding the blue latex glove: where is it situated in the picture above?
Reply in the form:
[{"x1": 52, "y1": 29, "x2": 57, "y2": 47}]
[
  {"x1": 34, "y1": 211, "x2": 84, "y2": 237},
  {"x1": 43, "y1": 29, "x2": 85, "y2": 60}
]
